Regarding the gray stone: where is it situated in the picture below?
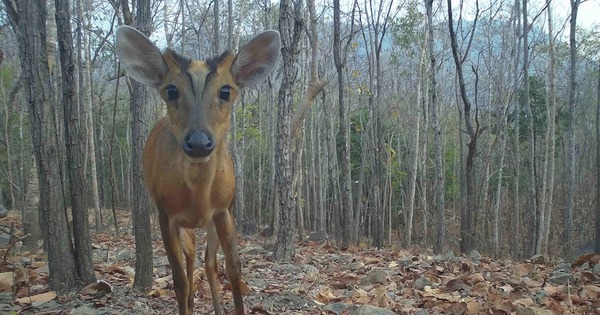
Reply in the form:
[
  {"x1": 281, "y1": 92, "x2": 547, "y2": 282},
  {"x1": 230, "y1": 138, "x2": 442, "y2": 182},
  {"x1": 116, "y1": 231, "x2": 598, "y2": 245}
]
[
  {"x1": 469, "y1": 250, "x2": 482, "y2": 261},
  {"x1": 322, "y1": 302, "x2": 350, "y2": 314},
  {"x1": 345, "y1": 262, "x2": 364, "y2": 271},
  {"x1": 548, "y1": 272, "x2": 574, "y2": 285},
  {"x1": 593, "y1": 263, "x2": 600, "y2": 275},
  {"x1": 153, "y1": 256, "x2": 169, "y2": 267},
  {"x1": 71, "y1": 305, "x2": 100, "y2": 315},
  {"x1": 349, "y1": 305, "x2": 395, "y2": 315},
  {"x1": 360, "y1": 269, "x2": 388, "y2": 285},
  {"x1": 530, "y1": 254, "x2": 547, "y2": 264},
  {"x1": 115, "y1": 249, "x2": 134, "y2": 261},
  {"x1": 240, "y1": 244, "x2": 266, "y2": 255},
  {"x1": 414, "y1": 277, "x2": 433, "y2": 290}
]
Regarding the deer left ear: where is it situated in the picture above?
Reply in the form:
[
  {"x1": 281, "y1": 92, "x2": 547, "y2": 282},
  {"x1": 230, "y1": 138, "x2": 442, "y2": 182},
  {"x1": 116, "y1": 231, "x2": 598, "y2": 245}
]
[{"x1": 231, "y1": 30, "x2": 281, "y2": 88}]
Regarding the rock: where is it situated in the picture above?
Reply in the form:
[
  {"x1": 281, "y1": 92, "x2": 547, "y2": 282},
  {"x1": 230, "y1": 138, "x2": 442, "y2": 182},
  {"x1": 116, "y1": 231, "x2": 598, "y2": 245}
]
[
  {"x1": 548, "y1": 272, "x2": 574, "y2": 285},
  {"x1": 116, "y1": 249, "x2": 134, "y2": 261},
  {"x1": 0, "y1": 272, "x2": 14, "y2": 293},
  {"x1": 348, "y1": 305, "x2": 395, "y2": 315},
  {"x1": 469, "y1": 250, "x2": 482, "y2": 261},
  {"x1": 153, "y1": 256, "x2": 169, "y2": 267},
  {"x1": 0, "y1": 204, "x2": 7, "y2": 218},
  {"x1": 530, "y1": 254, "x2": 547, "y2": 264},
  {"x1": 414, "y1": 277, "x2": 433, "y2": 290},
  {"x1": 415, "y1": 310, "x2": 431, "y2": 315},
  {"x1": 593, "y1": 263, "x2": 600, "y2": 275},
  {"x1": 516, "y1": 307, "x2": 554, "y2": 315},
  {"x1": 344, "y1": 262, "x2": 364, "y2": 271},
  {"x1": 240, "y1": 244, "x2": 266, "y2": 255},
  {"x1": 72, "y1": 305, "x2": 100, "y2": 315},
  {"x1": 307, "y1": 231, "x2": 328, "y2": 242},
  {"x1": 322, "y1": 302, "x2": 350, "y2": 314},
  {"x1": 278, "y1": 263, "x2": 302, "y2": 274},
  {"x1": 360, "y1": 269, "x2": 388, "y2": 285}
]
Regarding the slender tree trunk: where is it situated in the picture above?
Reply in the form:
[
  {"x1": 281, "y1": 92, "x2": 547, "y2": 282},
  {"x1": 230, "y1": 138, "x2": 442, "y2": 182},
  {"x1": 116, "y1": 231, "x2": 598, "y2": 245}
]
[
  {"x1": 76, "y1": 0, "x2": 102, "y2": 232},
  {"x1": 122, "y1": 0, "x2": 154, "y2": 291},
  {"x1": 563, "y1": 0, "x2": 579, "y2": 259},
  {"x1": 426, "y1": 0, "x2": 445, "y2": 253},
  {"x1": 447, "y1": 0, "x2": 481, "y2": 253},
  {"x1": 510, "y1": 0, "x2": 522, "y2": 258},
  {"x1": 272, "y1": 0, "x2": 301, "y2": 261},
  {"x1": 538, "y1": 0, "x2": 556, "y2": 255},
  {"x1": 4, "y1": 0, "x2": 78, "y2": 292},
  {"x1": 521, "y1": 0, "x2": 538, "y2": 257},
  {"x1": 333, "y1": 0, "x2": 354, "y2": 249},
  {"x1": 56, "y1": 0, "x2": 96, "y2": 285},
  {"x1": 595, "y1": 60, "x2": 600, "y2": 253}
]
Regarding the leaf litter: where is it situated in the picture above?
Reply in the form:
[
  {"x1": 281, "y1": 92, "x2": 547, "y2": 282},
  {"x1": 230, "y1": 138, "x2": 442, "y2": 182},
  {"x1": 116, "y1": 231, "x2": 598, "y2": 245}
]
[{"x1": 0, "y1": 210, "x2": 599, "y2": 314}]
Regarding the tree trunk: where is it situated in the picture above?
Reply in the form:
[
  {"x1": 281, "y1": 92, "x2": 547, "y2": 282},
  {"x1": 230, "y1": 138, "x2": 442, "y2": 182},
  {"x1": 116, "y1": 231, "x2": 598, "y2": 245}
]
[
  {"x1": 77, "y1": 0, "x2": 102, "y2": 232},
  {"x1": 56, "y1": 0, "x2": 96, "y2": 285},
  {"x1": 563, "y1": 0, "x2": 579, "y2": 259},
  {"x1": 447, "y1": 0, "x2": 481, "y2": 253},
  {"x1": 596, "y1": 60, "x2": 600, "y2": 253},
  {"x1": 122, "y1": 0, "x2": 154, "y2": 292},
  {"x1": 510, "y1": 0, "x2": 522, "y2": 258},
  {"x1": 537, "y1": 0, "x2": 556, "y2": 255},
  {"x1": 333, "y1": 0, "x2": 354, "y2": 249},
  {"x1": 426, "y1": 0, "x2": 445, "y2": 254},
  {"x1": 22, "y1": 158, "x2": 41, "y2": 251},
  {"x1": 272, "y1": 0, "x2": 301, "y2": 262},
  {"x1": 4, "y1": 0, "x2": 78, "y2": 292}
]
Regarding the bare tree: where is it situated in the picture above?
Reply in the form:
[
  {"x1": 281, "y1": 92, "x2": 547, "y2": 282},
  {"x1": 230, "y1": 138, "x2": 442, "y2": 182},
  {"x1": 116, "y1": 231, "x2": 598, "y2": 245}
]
[
  {"x1": 563, "y1": 0, "x2": 580, "y2": 259},
  {"x1": 3, "y1": 0, "x2": 78, "y2": 292},
  {"x1": 120, "y1": 0, "x2": 154, "y2": 291},
  {"x1": 447, "y1": 0, "x2": 484, "y2": 253},
  {"x1": 425, "y1": 0, "x2": 445, "y2": 253},
  {"x1": 272, "y1": 0, "x2": 302, "y2": 262},
  {"x1": 56, "y1": 0, "x2": 96, "y2": 284},
  {"x1": 333, "y1": 0, "x2": 355, "y2": 249}
]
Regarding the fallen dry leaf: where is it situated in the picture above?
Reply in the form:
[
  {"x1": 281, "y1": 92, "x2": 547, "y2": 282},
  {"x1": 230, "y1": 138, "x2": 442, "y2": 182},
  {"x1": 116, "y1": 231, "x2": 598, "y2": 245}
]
[{"x1": 16, "y1": 291, "x2": 57, "y2": 305}]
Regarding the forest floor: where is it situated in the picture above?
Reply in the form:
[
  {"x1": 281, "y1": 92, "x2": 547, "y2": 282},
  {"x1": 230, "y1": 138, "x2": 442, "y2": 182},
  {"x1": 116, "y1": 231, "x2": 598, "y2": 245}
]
[{"x1": 0, "y1": 210, "x2": 599, "y2": 315}]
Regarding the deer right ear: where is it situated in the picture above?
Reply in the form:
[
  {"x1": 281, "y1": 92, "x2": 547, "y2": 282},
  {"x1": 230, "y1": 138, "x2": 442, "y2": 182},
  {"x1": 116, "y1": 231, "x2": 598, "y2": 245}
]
[{"x1": 115, "y1": 26, "x2": 167, "y2": 88}]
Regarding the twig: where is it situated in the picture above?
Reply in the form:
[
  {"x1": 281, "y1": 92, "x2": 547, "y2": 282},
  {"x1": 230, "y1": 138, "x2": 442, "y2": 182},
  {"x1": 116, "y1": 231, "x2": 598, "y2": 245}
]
[{"x1": 2, "y1": 233, "x2": 30, "y2": 263}]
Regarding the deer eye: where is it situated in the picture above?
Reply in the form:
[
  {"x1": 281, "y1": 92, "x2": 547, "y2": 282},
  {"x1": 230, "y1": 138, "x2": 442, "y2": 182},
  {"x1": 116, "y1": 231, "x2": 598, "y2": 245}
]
[
  {"x1": 219, "y1": 85, "x2": 231, "y2": 101},
  {"x1": 166, "y1": 84, "x2": 179, "y2": 100}
]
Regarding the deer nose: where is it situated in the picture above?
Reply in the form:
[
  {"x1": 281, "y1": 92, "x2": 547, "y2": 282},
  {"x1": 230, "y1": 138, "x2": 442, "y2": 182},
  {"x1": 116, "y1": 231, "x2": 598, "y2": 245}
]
[{"x1": 182, "y1": 130, "x2": 214, "y2": 158}]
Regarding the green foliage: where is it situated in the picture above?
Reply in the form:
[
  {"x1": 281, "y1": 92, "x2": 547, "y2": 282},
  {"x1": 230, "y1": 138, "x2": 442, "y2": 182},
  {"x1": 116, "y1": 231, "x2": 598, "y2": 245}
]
[{"x1": 390, "y1": 0, "x2": 424, "y2": 51}]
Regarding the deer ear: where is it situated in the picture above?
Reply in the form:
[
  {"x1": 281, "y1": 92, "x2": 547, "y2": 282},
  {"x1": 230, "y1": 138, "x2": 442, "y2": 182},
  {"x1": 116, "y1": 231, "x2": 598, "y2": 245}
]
[
  {"x1": 231, "y1": 30, "x2": 281, "y2": 88},
  {"x1": 115, "y1": 25, "x2": 167, "y2": 88}
]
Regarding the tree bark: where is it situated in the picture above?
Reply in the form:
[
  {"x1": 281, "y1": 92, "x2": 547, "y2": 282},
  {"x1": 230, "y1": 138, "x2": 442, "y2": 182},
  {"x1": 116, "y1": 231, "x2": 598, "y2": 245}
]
[
  {"x1": 426, "y1": 0, "x2": 445, "y2": 254},
  {"x1": 4, "y1": 0, "x2": 78, "y2": 292},
  {"x1": 272, "y1": 0, "x2": 301, "y2": 262},
  {"x1": 563, "y1": 0, "x2": 579, "y2": 259},
  {"x1": 122, "y1": 0, "x2": 154, "y2": 291},
  {"x1": 333, "y1": 0, "x2": 354, "y2": 249},
  {"x1": 56, "y1": 0, "x2": 96, "y2": 285},
  {"x1": 447, "y1": 0, "x2": 481, "y2": 253}
]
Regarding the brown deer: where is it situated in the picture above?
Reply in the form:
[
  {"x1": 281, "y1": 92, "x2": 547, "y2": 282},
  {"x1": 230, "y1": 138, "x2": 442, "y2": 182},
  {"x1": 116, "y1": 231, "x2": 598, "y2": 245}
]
[{"x1": 115, "y1": 26, "x2": 280, "y2": 315}]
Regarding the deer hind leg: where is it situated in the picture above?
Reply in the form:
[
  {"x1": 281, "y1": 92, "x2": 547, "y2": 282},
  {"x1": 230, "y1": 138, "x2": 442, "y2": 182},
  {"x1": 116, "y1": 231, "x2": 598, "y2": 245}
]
[
  {"x1": 181, "y1": 228, "x2": 196, "y2": 312},
  {"x1": 158, "y1": 211, "x2": 191, "y2": 315},
  {"x1": 205, "y1": 219, "x2": 223, "y2": 315},
  {"x1": 213, "y1": 210, "x2": 244, "y2": 315}
]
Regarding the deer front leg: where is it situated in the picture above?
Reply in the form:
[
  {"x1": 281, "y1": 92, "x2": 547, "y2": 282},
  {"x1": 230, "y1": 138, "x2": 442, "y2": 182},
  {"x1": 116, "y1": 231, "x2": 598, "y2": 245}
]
[
  {"x1": 213, "y1": 210, "x2": 244, "y2": 315},
  {"x1": 205, "y1": 220, "x2": 223, "y2": 315},
  {"x1": 158, "y1": 211, "x2": 191, "y2": 315}
]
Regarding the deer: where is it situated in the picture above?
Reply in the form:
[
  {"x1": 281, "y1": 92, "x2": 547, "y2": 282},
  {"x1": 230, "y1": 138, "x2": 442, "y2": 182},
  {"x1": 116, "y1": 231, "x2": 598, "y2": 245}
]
[{"x1": 115, "y1": 25, "x2": 281, "y2": 315}]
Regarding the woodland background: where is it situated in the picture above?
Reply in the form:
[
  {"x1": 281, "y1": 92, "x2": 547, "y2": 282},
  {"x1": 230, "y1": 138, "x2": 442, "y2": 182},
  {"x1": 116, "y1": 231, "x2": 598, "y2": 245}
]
[{"x1": 0, "y1": 0, "x2": 600, "y2": 294}]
